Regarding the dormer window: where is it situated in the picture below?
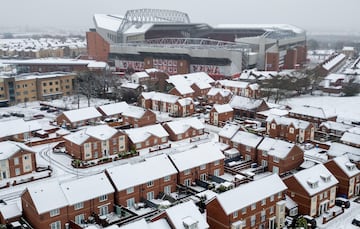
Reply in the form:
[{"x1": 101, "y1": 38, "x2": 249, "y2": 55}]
[
  {"x1": 320, "y1": 174, "x2": 331, "y2": 182},
  {"x1": 182, "y1": 216, "x2": 199, "y2": 229},
  {"x1": 345, "y1": 162, "x2": 355, "y2": 171},
  {"x1": 307, "y1": 179, "x2": 319, "y2": 188}
]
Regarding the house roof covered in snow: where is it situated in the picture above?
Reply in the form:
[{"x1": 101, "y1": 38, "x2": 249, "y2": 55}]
[
  {"x1": 332, "y1": 155, "x2": 360, "y2": 177},
  {"x1": 293, "y1": 164, "x2": 338, "y2": 196},
  {"x1": 61, "y1": 107, "x2": 102, "y2": 123},
  {"x1": 266, "y1": 116, "x2": 311, "y2": 129},
  {"x1": 98, "y1": 102, "x2": 129, "y2": 116},
  {"x1": 257, "y1": 108, "x2": 289, "y2": 118},
  {"x1": 141, "y1": 92, "x2": 179, "y2": 104},
  {"x1": 229, "y1": 96, "x2": 264, "y2": 110},
  {"x1": 167, "y1": 72, "x2": 213, "y2": 90},
  {"x1": 231, "y1": 131, "x2": 263, "y2": 148},
  {"x1": 124, "y1": 124, "x2": 169, "y2": 143},
  {"x1": 327, "y1": 142, "x2": 360, "y2": 162},
  {"x1": 63, "y1": 125, "x2": 118, "y2": 145},
  {"x1": 168, "y1": 142, "x2": 225, "y2": 172},
  {"x1": 0, "y1": 119, "x2": 41, "y2": 138},
  {"x1": 60, "y1": 173, "x2": 114, "y2": 205},
  {"x1": 177, "y1": 98, "x2": 193, "y2": 106},
  {"x1": 164, "y1": 118, "x2": 204, "y2": 135},
  {"x1": 106, "y1": 154, "x2": 177, "y2": 191},
  {"x1": 257, "y1": 137, "x2": 296, "y2": 159},
  {"x1": 319, "y1": 121, "x2": 354, "y2": 133},
  {"x1": 213, "y1": 104, "x2": 233, "y2": 113},
  {"x1": 27, "y1": 181, "x2": 68, "y2": 214},
  {"x1": 341, "y1": 132, "x2": 360, "y2": 146},
  {"x1": 322, "y1": 53, "x2": 346, "y2": 71},
  {"x1": 216, "y1": 79, "x2": 249, "y2": 88},
  {"x1": 0, "y1": 141, "x2": 36, "y2": 160},
  {"x1": 165, "y1": 201, "x2": 209, "y2": 229},
  {"x1": 0, "y1": 203, "x2": 21, "y2": 220},
  {"x1": 207, "y1": 87, "x2": 232, "y2": 97},
  {"x1": 215, "y1": 174, "x2": 287, "y2": 215},
  {"x1": 289, "y1": 105, "x2": 336, "y2": 119},
  {"x1": 218, "y1": 123, "x2": 240, "y2": 139}
]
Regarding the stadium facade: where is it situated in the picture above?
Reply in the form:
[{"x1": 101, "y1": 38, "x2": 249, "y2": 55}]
[{"x1": 86, "y1": 9, "x2": 307, "y2": 78}]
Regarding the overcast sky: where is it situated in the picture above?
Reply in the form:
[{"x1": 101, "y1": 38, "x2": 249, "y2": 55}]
[{"x1": 1, "y1": 0, "x2": 359, "y2": 34}]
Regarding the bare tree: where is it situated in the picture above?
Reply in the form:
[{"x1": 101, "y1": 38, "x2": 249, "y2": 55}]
[{"x1": 76, "y1": 71, "x2": 103, "y2": 107}]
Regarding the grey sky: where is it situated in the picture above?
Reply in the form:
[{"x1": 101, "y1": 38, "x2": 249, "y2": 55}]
[{"x1": 0, "y1": 0, "x2": 359, "y2": 34}]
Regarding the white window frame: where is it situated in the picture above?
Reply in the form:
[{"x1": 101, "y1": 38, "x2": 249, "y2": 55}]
[
  {"x1": 50, "y1": 208, "x2": 60, "y2": 217},
  {"x1": 99, "y1": 195, "x2": 108, "y2": 202},
  {"x1": 126, "y1": 187, "x2": 134, "y2": 194},
  {"x1": 74, "y1": 202, "x2": 84, "y2": 210}
]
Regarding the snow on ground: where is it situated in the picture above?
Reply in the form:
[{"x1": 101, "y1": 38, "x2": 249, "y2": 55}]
[{"x1": 281, "y1": 94, "x2": 360, "y2": 122}]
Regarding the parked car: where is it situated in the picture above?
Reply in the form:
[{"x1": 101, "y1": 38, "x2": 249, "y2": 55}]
[
  {"x1": 352, "y1": 215, "x2": 360, "y2": 227},
  {"x1": 47, "y1": 108, "x2": 58, "y2": 113},
  {"x1": 40, "y1": 106, "x2": 49, "y2": 111},
  {"x1": 335, "y1": 197, "x2": 351, "y2": 209},
  {"x1": 303, "y1": 215, "x2": 317, "y2": 229}
]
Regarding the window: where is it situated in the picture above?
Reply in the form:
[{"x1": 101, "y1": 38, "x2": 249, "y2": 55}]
[
  {"x1": 99, "y1": 205, "x2": 108, "y2": 216},
  {"x1": 261, "y1": 210, "x2": 266, "y2": 222},
  {"x1": 271, "y1": 123, "x2": 276, "y2": 129},
  {"x1": 147, "y1": 180, "x2": 154, "y2": 187},
  {"x1": 214, "y1": 160, "x2": 220, "y2": 166},
  {"x1": 164, "y1": 185, "x2": 171, "y2": 194},
  {"x1": 50, "y1": 221, "x2": 61, "y2": 229},
  {"x1": 177, "y1": 134, "x2": 182, "y2": 140},
  {"x1": 233, "y1": 143, "x2": 238, "y2": 148},
  {"x1": 50, "y1": 208, "x2": 60, "y2": 217},
  {"x1": 324, "y1": 191, "x2": 328, "y2": 198},
  {"x1": 251, "y1": 203, "x2": 256, "y2": 210},
  {"x1": 200, "y1": 164, "x2": 206, "y2": 170},
  {"x1": 242, "y1": 207, "x2": 246, "y2": 214},
  {"x1": 15, "y1": 168, "x2": 20, "y2": 176},
  {"x1": 164, "y1": 175, "x2": 171, "y2": 182},
  {"x1": 289, "y1": 127, "x2": 294, "y2": 134},
  {"x1": 200, "y1": 173, "x2": 206, "y2": 181},
  {"x1": 184, "y1": 169, "x2": 191, "y2": 175},
  {"x1": 14, "y1": 157, "x2": 19, "y2": 165},
  {"x1": 213, "y1": 169, "x2": 220, "y2": 176},
  {"x1": 269, "y1": 206, "x2": 274, "y2": 214},
  {"x1": 75, "y1": 214, "x2": 85, "y2": 224},
  {"x1": 233, "y1": 211, "x2": 238, "y2": 218},
  {"x1": 262, "y1": 150, "x2": 268, "y2": 157},
  {"x1": 161, "y1": 137, "x2": 167, "y2": 143},
  {"x1": 93, "y1": 142, "x2": 97, "y2": 149},
  {"x1": 246, "y1": 146, "x2": 251, "y2": 152},
  {"x1": 127, "y1": 198, "x2": 135, "y2": 208},
  {"x1": 278, "y1": 191, "x2": 282, "y2": 199},
  {"x1": 126, "y1": 187, "x2": 134, "y2": 194},
  {"x1": 43, "y1": 82, "x2": 47, "y2": 86},
  {"x1": 74, "y1": 202, "x2": 84, "y2": 210},
  {"x1": 261, "y1": 198, "x2": 266, "y2": 206},
  {"x1": 147, "y1": 191, "x2": 154, "y2": 200},
  {"x1": 319, "y1": 193, "x2": 323, "y2": 200},
  {"x1": 270, "y1": 195, "x2": 274, "y2": 202},
  {"x1": 273, "y1": 156, "x2": 280, "y2": 163},
  {"x1": 112, "y1": 138, "x2": 117, "y2": 145},
  {"x1": 136, "y1": 143, "x2": 141, "y2": 149},
  {"x1": 99, "y1": 195, "x2": 108, "y2": 202},
  {"x1": 251, "y1": 215, "x2": 256, "y2": 227},
  {"x1": 184, "y1": 179, "x2": 191, "y2": 186}
]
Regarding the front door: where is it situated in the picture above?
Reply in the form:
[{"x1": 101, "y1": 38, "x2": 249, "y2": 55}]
[
  {"x1": 213, "y1": 112, "x2": 218, "y2": 125},
  {"x1": 355, "y1": 183, "x2": 360, "y2": 196},
  {"x1": 318, "y1": 201, "x2": 329, "y2": 215}
]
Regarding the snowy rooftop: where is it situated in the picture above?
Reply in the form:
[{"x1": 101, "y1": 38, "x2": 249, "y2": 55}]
[
  {"x1": 215, "y1": 174, "x2": 287, "y2": 215},
  {"x1": 319, "y1": 121, "x2": 354, "y2": 133},
  {"x1": 0, "y1": 141, "x2": 36, "y2": 160},
  {"x1": 164, "y1": 117, "x2": 204, "y2": 135},
  {"x1": 123, "y1": 105, "x2": 150, "y2": 119},
  {"x1": 258, "y1": 137, "x2": 296, "y2": 159},
  {"x1": 0, "y1": 119, "x2": 41, "y2": 138},
  {"x1": 218, "y1": 123, "x2": 240, "y2": 139},
  {"x1": 124, "y1": 124, "x2": 169, "y2": 143},
  {"x1": 207, "y1": 87, "x2": 232, "y2": 97},
  {"x1": 2, "y1": 58, "x2": 102, "y2": 66},
  {"x1": 87, "y1": 61, "x2": 108, "y2": 69},
  {"x1": 322, "y1": 53, "x2": 346, "y2": 71},
  {"x1": 167, "y1": 72, "x2": 214, "y2": 90},
  {"x1": 169, "y1": 142, "x2": 225, "y2": 172},
  {"x1": 141, "y1": 92, "x2": 179, "y2": 104},
  {"x1": 229, "y1": 96, "x2": 264, "y2": 110},
  {"x1": 216, "y1": 79, "x2": 249, "y2": 89},
  {"x1": 266, "y1": 116, "x2": 311, "y2": 129},
  {"x1": 27, "y1": 181, "x2": 68, "y2": 214},
  {"x1": 293, "y1": 164, "x2": 338, "y2": 196},
  {"x1": 131, "y1": 71, "x2": 149, "y2": 79},
  {"x1": 213, "y1": 104, "x2": 233, "y2": 113},
  {"x1": 323, "y1": 73, "x2": 346, "y2": 83},
  {"x1": 106, "y1": 154, "x2": 177, "y2": 191},
  {"x1": 98, "y1": 101, "x2": 128, "y2": 116},
  {"x1": 332, "y1": 155, "x2": 360, "y2": 178},
  {"x1": 60, "y1": 172, "x2": 115, "y2": 205},
  {"x1": 257, "y1": 108, "x2": 289, "y2": 118},
  {"x1": 63, "y1": 125, "x2": 118, "y2": 145},
  {"x1": 62, "y1": 107, "x2": 102, "y2": 123},
  {"x1": 231, "y1": 131, "x2": 263, "y2": 148},
  {"x1": 0, "y1": 203, "x2": 21, "y2": 220},
  {"x1": 327, "y1": 142, "x2": 360, "y2": 161},
  {"x1": 289, "y1": 105, "x2": 336, "y2": 119},
  {"x1": 165, "y1": 201, "x2": 209, "y2": 229},
  {"x1": 341, "y1": 132, "x2": 360, "y2": 146},
  {"x1": 177, "y1": 97, "x2": 193, "y2": 106},
  {"x1": 121, "y1": 82, "x2": 142, "y2": 89},
  {"x1": 94, "y1": 14, "x2": 123, "y2": 32}
]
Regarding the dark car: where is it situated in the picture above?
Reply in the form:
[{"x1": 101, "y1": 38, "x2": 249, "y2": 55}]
[
  {"x1": 303, "y1": 215, "x2": 317, "y2": 229},
  {"x1": 40, "y1": 106, "x2": 49, "y2": 111},
  {"x1": 352, "y1": 215, "x2": 360, "y2": 227},
  {"x1": 335, "y1": 197, "x2": 351, "y2": 209}
]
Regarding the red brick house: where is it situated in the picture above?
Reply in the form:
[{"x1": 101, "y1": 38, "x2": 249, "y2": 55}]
[
  {"x1": 168, "y1": 85, "x2": 194, "y2": 98},
  {"x1": 168, "y1": 142, "x2": 225, "y2": 187},
  {"x1": 230, "y1": 130, "x2": 263, "y2": 162},
  {"x1": 266, "y1": 116, "x2": 314, "y2": 143},
  {"x1": 21, "y1": 172, "x2": 115, "y2": 229},
  {"x1": 209, "y1": 104, "x2": 234, "y2": 126},
  {"x1": 206, "y1": 87, "x2": 233, "y2": 104},
  {"x1": 257, "y1": 137, "x2": 304, "y2": 175},
  {"x1": 207, "y1": 174, "x2": 287, "y2": 229},
  {"x1": 230, "y1": 96, "x2": 269, "y2": 119},
  {"x1": 218, "y1": 123, "x2": 241, "y2": 146},
  {"x1": 324, "y1": 155, "x2": 360, "y2": 198},
  {"x1": 163, "y1": 117, "x2": 205, "y2": 141},
  {"x1": 283, "y1": 164, "x2": 339, "y2": 217},
  {"x1": 105, "y1": 154, "x2": 178, "y2": 207},
  {"x1": 0, "y1": 141, "x2": 37, "y2": 180},
  {"x1": 63, "y1": 125, "x2": 128, "y2": 161},
  {"x1": 215, "y1": 79, "x2": 260, "y2": 98},
  {"x1": 124, "y1": 124, "x2": 169, "y2": 150},
  {"x1": 319, "y1": 121, "x2": 354, "y2": 139},
  {"x1": 56, "y1": 107, "x2": 103, "y2": 129},
  {"x1": 175, "y1": 98, "x2": 195, "y2": 117},
  {"x1": 288, "y1": 105, "x2": 337, "y2": 128},
  {"x1": 121, "y1": 106, "x2": 157, "y2": 128},
  {"x1": 97, "y1": 101, "x2": 129, "y2": 120}
]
